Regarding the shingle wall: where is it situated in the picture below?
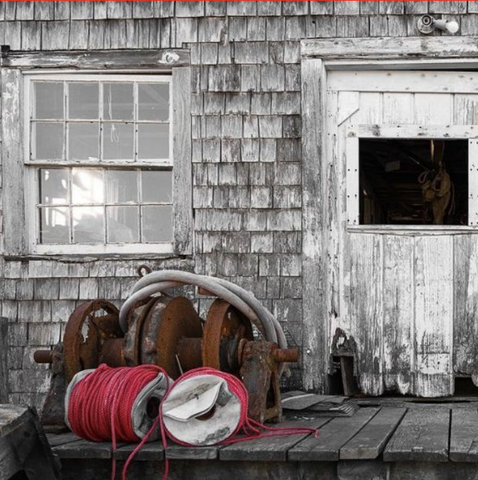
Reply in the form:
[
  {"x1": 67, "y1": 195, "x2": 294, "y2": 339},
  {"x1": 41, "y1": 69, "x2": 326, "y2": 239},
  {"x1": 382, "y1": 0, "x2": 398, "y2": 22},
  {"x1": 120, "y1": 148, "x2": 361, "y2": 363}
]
[{"x1": 0, "y1": 1, "x2": 474, "y2": 406}]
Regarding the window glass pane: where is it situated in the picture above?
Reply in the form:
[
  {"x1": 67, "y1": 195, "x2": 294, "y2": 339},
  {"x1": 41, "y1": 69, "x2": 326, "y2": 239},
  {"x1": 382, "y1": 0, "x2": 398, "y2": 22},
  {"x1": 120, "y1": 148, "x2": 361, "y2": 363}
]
[
  {"x1": 103, "y1": 123, "x2": 134, "y2": 160},
  {"x1": 138, "y1": 124, "x2": 169, "y2": 160},
  {"x1": 33, "y1": 82, "x2": 64, "y2": 120},
  {"x1": 103, "y1": 83, "x2": 134, "y2": 120},
  {"x1": 142, "y1": 205, "x2": 172, "y2": 242},
  {"x1": 106, "y1": 206, "x2": 139, "y2": 243},
  {"x1": 105, "y1": 170, "x2": 138, "y2": 203},
  {"x1": 40, "y1": 169, "x2": 69, "y2": 205},
  {"x1": 141, "y1": 170, "x2": 172, "y2": 203},
  {"x1": 40, "y1": 207, "x2": 70, "y2": 244},
  {"x1": 72, "y1": 169, "x2": 104, "y2": 204},
  {"x1": 138, "y1": 83, "x2": 169, "y2": 121},
  {"x1": 32, "y1": 123, "x2": 64, "y2": 160},
  {"x1": 73, "y1": 206, "x2": 104, "y2": 243},
  {"x1": 69, "y1": 83, "x2": 99, "y2": 119},
  {"x1": 68, "y1": 123, "x2": 99, "y2": 161}
]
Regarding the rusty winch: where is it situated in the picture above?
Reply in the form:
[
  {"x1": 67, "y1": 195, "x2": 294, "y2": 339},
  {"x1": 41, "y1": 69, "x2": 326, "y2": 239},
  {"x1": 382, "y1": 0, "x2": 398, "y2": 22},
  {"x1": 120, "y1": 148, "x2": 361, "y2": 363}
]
[{"x1": 35, "y1": 270, "x2": 299, "y2": 429}]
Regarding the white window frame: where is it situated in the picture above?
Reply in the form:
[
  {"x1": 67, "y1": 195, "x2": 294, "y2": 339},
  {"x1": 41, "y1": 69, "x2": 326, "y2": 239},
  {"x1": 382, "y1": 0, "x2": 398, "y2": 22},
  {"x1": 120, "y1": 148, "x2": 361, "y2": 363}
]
[
  {"x1": 346, "y1": 124, "x2": 478, "y2": 231},
  {"x1": 24, "y1": 73, "x2": 175, "y2": 255}
]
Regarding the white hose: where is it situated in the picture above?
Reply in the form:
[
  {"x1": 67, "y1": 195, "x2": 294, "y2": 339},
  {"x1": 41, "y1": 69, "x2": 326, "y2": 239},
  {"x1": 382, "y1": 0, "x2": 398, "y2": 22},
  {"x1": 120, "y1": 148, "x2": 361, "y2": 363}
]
[{"x1": 119, "y1": 270, "x2": 288, "y2": 373}]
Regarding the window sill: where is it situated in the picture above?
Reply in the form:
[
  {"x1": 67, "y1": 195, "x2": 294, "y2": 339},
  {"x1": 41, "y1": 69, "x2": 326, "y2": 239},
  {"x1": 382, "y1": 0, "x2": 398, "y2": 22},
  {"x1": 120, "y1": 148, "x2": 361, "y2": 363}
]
[
  {"x1": 347, "y1": 225, "x2": 478, "y2": 236},
  {"x1": 4, "y1": 253, "x2": 193, "y2": 263}
]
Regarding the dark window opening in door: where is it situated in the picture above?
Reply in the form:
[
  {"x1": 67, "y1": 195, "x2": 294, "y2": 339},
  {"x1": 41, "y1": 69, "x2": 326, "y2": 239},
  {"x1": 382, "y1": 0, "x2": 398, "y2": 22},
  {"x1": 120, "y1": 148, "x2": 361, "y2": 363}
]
[{"x1": 359, "y1": 139, "x2": 468, "y2": 226}]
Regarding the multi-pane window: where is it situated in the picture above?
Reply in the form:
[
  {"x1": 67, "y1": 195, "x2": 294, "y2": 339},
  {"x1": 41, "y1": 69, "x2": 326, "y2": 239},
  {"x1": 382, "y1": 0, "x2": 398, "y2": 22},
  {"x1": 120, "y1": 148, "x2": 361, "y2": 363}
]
[{"x1": 25, "y1": 74, "x2": 173, "y2": 253}]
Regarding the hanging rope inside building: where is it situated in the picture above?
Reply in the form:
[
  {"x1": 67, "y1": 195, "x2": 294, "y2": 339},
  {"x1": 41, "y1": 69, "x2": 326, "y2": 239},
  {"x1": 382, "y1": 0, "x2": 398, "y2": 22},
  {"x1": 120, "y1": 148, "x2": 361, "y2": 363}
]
[
  {"x1": 418, "y1": 140, "x2": 455, "y2": 224},
  {"x1": 66, "y1": 365, "x2": 318, "y2": 480}
]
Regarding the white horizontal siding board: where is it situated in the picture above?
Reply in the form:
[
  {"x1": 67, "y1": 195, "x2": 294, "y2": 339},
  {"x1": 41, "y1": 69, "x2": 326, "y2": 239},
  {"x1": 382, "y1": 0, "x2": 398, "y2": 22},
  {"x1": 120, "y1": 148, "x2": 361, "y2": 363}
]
[
  {"x1": 328, "y1": 70, "x2": 478, "y2": 94},
  {"x1": 414, "y1": 93, "x2": 453, "y2": 125},
  {"x1": 303, "y1": 37, "x2": 478, "y2": 59},
  {"x1": 346, "y1": 135, "x2": 359, "y2": 226},
  {"x1": 351, "y1": 124, "x2": 478, "y2": 139},
  {"x1": 414, "y1": 235, "x2": 454, "y2": 397},
  {"x1": 469, "y1": 139, "x2": 478, "y2": 226}
]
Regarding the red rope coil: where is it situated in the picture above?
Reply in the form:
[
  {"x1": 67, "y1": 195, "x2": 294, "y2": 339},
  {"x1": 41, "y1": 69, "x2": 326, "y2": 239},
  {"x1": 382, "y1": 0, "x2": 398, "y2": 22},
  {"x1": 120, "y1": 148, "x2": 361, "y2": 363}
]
[{"x1": 68, "y1": 365, "x2": 319, "y2": 480}]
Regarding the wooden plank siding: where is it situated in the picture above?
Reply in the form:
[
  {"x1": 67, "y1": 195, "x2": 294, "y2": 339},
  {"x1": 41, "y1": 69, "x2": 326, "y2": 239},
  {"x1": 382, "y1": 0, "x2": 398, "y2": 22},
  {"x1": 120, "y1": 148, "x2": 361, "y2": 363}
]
[{"x1": 6, "y1": 3, "x2": 478, "y2": 409}]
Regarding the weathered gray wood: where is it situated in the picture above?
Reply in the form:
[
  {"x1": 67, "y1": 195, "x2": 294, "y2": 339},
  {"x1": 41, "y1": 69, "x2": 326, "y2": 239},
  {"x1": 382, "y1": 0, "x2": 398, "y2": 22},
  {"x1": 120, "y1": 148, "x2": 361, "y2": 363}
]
[
  {"x1": 172, "y1": 66, "x2": 193, "y2": 255},
  {"x1": 453, "y1": 236, "x2": 478, "y2": 377},
  {"x1": 166, "y1": 444, "x2": 219, "y2": 460},
  {"x1": 450, "y1": 408, "x2": 478, "y2": 462},
  {"x1": 2, "y1": 68, "x2": 26, "y2": 256},
  {"x1": 46, "y1": 432, "x2": 81, "y2": 448},
  {"x1": 384, "y1": 408, "x2": 450, "y2": 462},
  {"x1": 114, "y1": 441, "x2": 164, "y2": 461},
  {"x1": 302, "y1": 37, "x2": 478, "y2": 59},
  {"x1": 0, "y1": 320, "x2": 8, "y2": 403},
  {"x1": 2, "y1": 49, "x2": 190, "y2": 69},
  {"x1": 289, "y1": 408, "x2": 379, "y2": 461},
  {"x1": 340, "y1": 408, "x2": 406, "y2": 460},
  {"x1": 220, "y1": 417, "x2": 331, "y2": 462},
  {"x1": 301, "y1": 58, "x2": 327, "y2": 393},
  {"x1": 338, "y1": 460, "x2": 390, "y2": 480},
  {"x1": 52, "y1": 439, "x2": 116, "y2": 459},
  {"x1": 0, "y1": 406, "x2": 60, "y2": 479}
]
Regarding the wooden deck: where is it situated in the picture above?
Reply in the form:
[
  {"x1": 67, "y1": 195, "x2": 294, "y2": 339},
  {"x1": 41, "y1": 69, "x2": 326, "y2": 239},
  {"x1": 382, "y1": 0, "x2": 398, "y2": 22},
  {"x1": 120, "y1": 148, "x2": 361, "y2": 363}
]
[{"x1": 48, "y1": 402, "x2": 478, "y2": 480}]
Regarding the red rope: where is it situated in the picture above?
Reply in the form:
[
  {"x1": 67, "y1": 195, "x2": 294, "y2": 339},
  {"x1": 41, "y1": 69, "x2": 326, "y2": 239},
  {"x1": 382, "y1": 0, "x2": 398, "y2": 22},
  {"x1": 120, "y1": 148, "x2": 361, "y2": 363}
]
[
  {"x1": 68, "y1": 365, "x2": 319, "y2": 480},
  {"x1": 68, "y1": 364, "x2": 169, "y2": 480}
]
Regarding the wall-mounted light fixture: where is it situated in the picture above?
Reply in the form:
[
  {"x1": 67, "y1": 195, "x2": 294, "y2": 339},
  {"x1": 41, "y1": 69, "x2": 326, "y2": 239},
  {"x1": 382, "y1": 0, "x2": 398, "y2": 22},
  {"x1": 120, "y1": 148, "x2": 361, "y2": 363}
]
[{"x1": 417, "y1": 15, "x2": 460, "y2": 35}]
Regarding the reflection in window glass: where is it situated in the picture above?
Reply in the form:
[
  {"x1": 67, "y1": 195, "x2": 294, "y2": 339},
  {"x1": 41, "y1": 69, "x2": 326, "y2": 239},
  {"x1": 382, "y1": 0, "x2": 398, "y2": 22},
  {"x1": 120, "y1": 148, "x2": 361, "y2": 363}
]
[
  {"x1": 40, "y1": 169, "x2": 69, "y2": 205},
  {"x1": 103, "y1": 84, "x2": 134, "y2": 121},
  {"x1": 72, "y1": 169, "x2": 104, "y2": 204},
  {"x1": 138, "y1": 124, "x2": 169, "y2": 160},
  {"x1": 40, "y1": 207, "x2": 69, "y2": 244},
  {"x1": 69, "y1": 123, "x2": 99, "y2": 160},
  {"x1": 34, "y1": 83, "x2": 64, "y2": 119},
  {"x1": 106, "y1": 206, "x2": 139, "y2": 243},
  {"x1": 141, "y1": 170, "x2": 172, "y2": 203},
  {"x1": 105, "y1": 170, "x2": 138, "y2": 203},
  {"x1": 73, "y1": 206, "x2": 104, "y2": 243},
  {"x1": 138, "y1": 84, "x2": 169, "y2": 121},
  {"x1": 32, "y1": 123, "x2": 64, "y2": 160},
  {"x1": 69, "y1": 83, "x2": 99, "y2": 119},
  {"x1": 142, "y1": 205, "x2": 172, "y2": 242},
  {"x1": 103, "y1": 123, "x2": 134, "y2": 160}
]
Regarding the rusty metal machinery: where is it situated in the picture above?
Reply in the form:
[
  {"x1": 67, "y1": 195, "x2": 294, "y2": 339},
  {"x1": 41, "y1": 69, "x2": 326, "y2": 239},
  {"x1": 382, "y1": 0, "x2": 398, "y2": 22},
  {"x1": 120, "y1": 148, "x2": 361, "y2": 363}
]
[{"x1": 35, "y1": 272, "x2": 299, "y2": 429}]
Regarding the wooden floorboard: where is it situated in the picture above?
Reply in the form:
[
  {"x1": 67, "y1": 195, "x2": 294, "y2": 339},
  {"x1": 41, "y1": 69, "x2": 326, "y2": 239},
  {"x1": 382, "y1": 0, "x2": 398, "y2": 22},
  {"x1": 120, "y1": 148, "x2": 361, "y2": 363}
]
[
  {"x1": 383, "y1": 407, "x2": 450, "y2": 462},
  {"x1": 52, "y1": 439, "x2": 118, "y2": 459},
  {"x1": 340, "y1": 407, "x2": 407, "y2": 460},
  {"x1": 46, "y1": 432, "x2": 81, "y2": 448},
  {"x1": 450, "y1": 407, "x2": 478, "y2": 462},
  {"x1": 114, "y1": 441, "x2": 164, "y2": 461},
  {"x1": 166, "y1": 443, "x2": 220, "y2": 460},
  {"x1": 288, "y1": 408, "x2": 380, "y2": 461},
  {"x1": 220, "y1": 416, "x2": 331, "y2": 462}
]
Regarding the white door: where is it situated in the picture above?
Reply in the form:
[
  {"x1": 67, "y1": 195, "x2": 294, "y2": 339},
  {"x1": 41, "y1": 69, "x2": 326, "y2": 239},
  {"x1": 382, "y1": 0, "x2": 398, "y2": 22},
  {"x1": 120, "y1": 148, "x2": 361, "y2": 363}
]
[{"x1": 327, "y1": 70, "x2": 478, "y2": 397}]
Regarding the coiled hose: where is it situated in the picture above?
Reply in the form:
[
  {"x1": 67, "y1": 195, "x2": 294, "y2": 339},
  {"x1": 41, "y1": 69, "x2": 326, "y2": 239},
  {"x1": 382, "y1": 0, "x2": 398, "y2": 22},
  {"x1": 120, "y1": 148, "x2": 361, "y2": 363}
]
[{"x1": 119, "y1": 270, "x2": 289, "y2": 374}]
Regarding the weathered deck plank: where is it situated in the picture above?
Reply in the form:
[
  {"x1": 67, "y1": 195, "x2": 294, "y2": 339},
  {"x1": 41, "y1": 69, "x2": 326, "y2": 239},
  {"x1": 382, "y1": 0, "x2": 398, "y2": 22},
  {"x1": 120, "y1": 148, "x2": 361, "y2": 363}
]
[
  {"x1": 450, "y1": 408, "x2": 478, "y2": 462},
  {"x1": 288, "y1": 408, "x2": 380, "y2": 461},
  {"x1": 384, "y1": 408, "x2": 450, "y2": 462},
  {"x1": 114, "y1": 441, "x2": 164, "y2": 461},
  {"x1": 340, "y1": 407, "x2": 406, "y2": 460},
  {"x1": 46, "y1": 432, "x2": 81, "y2": 448},
  {"x1": 52, "y1": 439, "x2": 118, "y2": 459},
  {"x1": 220, "y1": 416, "x2": 331, "y2": 462}
]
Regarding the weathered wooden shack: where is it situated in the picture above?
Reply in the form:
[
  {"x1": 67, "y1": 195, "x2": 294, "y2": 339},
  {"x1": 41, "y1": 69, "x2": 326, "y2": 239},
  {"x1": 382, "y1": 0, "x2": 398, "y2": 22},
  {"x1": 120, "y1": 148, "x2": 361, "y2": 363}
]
[{"x1": 2, "y1": 1, "x2": 478, "y2": 411}]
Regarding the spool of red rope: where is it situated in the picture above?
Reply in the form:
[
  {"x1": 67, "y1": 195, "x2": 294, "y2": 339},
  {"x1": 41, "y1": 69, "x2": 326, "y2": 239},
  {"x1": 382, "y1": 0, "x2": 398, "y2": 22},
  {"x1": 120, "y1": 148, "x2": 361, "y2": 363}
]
[
  {"x1": 67, "y1": 364, "x2": 170, "y2": 480},
  {"x1": 160, "y1": 367, "x2": 319, "y2": 446}
]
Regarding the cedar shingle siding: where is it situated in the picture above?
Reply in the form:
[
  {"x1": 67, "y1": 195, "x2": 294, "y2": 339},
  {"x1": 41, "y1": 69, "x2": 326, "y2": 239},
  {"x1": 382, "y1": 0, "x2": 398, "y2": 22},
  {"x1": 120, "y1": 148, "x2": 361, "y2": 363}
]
[{"x1": 0, "y1": 1, "x2": 467, "y2": 407}]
